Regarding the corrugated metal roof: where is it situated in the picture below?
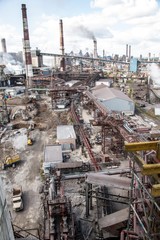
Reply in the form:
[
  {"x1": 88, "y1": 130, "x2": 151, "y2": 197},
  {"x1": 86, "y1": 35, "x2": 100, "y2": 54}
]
[
  {"x1": 92, "y1": 84, "x2": 133, "y2": 102},
  {"x1": 44, "y1": 145, "x2": 62, "y2": 162},
  {"x1": 57, "y1": 125, "x2": 76, "y2": 140}
]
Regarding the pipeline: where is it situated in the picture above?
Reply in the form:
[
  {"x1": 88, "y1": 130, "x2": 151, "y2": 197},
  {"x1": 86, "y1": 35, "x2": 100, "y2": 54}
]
[{"x1": 70, "y1": 103, "x2": 100, "y2": 171}]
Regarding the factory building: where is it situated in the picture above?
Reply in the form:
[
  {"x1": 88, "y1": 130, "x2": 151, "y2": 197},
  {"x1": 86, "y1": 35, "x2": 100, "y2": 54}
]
[
  {"x1": 130, "y1": 58, "x2": 139, "y2": 72},
  {"x1": 57, "y1": 125, "x2": 76, "y2": 151},
  {"x1": 0, "y1": 177, "x2": 15, "y2": 240},
  {"x1": 92, "y1": 84, "x2": 135, "y2": 115}
]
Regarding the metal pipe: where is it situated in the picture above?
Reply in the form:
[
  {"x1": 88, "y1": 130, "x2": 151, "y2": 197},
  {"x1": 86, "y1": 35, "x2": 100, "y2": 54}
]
[
  {"x1": 120, "y1": 230, "x2": 138, "y2": 240},
  {"x1": 21, "y1": 4, "x2": 33, "y2": 86}
]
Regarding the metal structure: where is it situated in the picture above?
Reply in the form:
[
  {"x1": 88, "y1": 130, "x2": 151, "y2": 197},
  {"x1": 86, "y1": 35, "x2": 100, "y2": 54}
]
[
  {"x1": 124, "y1": 141, "x2": 160, "y2": 239},
  {"x1": 44, "y1": 173, "x2": 75, "y2": 240},
  {"x1": 21, "y1": 3, "x2": 33, "y2": 87},
  {"x1": 70, "y1": 102, "x2": 101, "y2": 171}
]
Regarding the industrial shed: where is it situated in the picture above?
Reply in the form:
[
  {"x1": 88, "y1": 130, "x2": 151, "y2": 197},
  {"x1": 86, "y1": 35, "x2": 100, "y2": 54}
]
[
  {"x1": 57, "y1": 125, "x2": 76, "y2": 151},
  {"x1": 43, "y1": 145, "x2": 63, "y2": 174},
  {"x1": 92, "y1": 84, "x2": 135, "y2": 115}
]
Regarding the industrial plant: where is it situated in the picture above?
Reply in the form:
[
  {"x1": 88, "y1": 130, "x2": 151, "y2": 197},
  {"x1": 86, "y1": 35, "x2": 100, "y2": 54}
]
[{"x1": 1, "y1": 3, "x2": 160, "y2": 240}]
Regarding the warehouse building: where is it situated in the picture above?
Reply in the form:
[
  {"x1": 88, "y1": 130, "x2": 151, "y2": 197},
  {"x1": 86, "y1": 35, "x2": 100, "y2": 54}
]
[{"x1": 92, "y1": 84, "x2": 135, "y2": 115}]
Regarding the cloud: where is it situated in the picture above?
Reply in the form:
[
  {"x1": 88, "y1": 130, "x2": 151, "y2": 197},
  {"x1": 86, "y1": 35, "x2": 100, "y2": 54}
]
[{"x1": 1, "y1": 0, "x2": 160, "y2": 59}]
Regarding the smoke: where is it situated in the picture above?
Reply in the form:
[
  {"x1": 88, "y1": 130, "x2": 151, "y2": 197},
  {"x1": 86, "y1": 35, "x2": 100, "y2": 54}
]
[
  {"x1": 75, "y1": 25, "x2": 96, "y2": 40},
  {"x1": 148, "y1": 63, "x2": 160, "y2": 87},
  {"x1": 0, "y1": 52, "x2": 24, "y2": 75}
]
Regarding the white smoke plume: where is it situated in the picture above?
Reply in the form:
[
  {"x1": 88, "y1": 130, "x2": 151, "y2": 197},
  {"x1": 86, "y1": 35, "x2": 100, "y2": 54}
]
[
  {"x1": 148, "y1": 63, "x2": 160, "y2": 87},
  {"x1": 0, "y1": 52, "x2": 24, "y2": 75}
]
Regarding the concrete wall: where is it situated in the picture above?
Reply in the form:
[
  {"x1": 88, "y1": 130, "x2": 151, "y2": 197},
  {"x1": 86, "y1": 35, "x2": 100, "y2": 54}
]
[
  {"x1": 57, "y1": 139, "x2": 76, "y2": 150},
  {"x1": 0, "y1": 177, "x2": 15, "y2": 240}
]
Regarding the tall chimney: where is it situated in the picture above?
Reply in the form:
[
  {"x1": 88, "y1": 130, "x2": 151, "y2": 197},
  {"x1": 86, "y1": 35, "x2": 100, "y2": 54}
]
[
  {"x1": 93, "y1": 39, "x2": 98, "y2": 58},
  {"x1": 126, "y1": 44, "x2": 128, "y2": 58},
  {"x1": 21, "y1": 4, "x2": 33, "y2": 86},
  {"x1": 1, "y1": 38, "x2": 7, "y2": 53},
  {"x1": 148, "y1": 52, "x2": 151, "y2": 61},
  {"x1": 103, "y1": 49, "x2": 105, "y2": 58},
  {"x1": 59, "y1": 19, "x2": 65, "y2": 71},
  {"x1": 129, "y1": 45, "x2": 131, "y2": 60}
]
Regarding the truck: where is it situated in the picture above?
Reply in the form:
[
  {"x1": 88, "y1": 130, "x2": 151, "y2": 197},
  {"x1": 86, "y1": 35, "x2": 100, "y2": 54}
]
[
  {"x1": 13, "y1": 186, "x2": 23, "y2": 211},
  {"x1": 1, "y1": 154, "x2": 21, "y2": 170}
]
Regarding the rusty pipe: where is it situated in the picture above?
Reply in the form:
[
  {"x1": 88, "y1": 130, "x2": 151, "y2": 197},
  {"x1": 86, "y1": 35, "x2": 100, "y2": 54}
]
[{"x1": 120, "y1": 230, "x2": 138, "y2": 240}]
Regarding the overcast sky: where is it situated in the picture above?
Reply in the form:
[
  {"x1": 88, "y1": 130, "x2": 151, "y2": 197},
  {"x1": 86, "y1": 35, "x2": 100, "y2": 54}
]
[{"x1": 0, "y1": 0, "x2": 160, "y2": 58}]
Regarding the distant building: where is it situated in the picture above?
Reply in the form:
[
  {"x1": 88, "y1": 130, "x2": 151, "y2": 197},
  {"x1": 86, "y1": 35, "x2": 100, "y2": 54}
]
[
  {"x1": 31, "y1": 49, "x2": 43, "y2": 67},
  {"x1": 130, "y1": 58, "x2": 139, "y2": 72},
  {"x1": 92, "y1": 84, "x2": 135, "y2": 115}
]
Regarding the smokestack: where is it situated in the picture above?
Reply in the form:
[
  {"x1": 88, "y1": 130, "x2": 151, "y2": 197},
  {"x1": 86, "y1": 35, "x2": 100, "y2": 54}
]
[
  {"x1": 148, "y1": 52, "x2": 151, "y2": 61},
  {"x1": 1, "y1": 38, "x2": 7, "y2": 53},
  {"x1": 21, "y1": 4, "x2": 33, "y2": 86},
  {"x1": 93, "y1": 39, "x2": 98, "y2": 58},
  {"x1": 59, "y1": 19, "x2": 65, "y2": 71},
  {"x1": 129, "y1": 45, "x2": 131, "y2": 60},
  {"x1": 126, "y1": 44, "x2": 128, "y2": 58},
  {"x1": 103, "y1": 49, "x2": 105, "y2": 58}
]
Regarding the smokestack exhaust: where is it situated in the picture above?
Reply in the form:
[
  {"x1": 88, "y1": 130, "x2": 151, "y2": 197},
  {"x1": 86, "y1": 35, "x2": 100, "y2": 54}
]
[
  {"x1": 1, "y1": 38, "x2": 7, "y2": 53},
  {"x1": 93, "y1": 39, "x2": 98, "y2": 58},
  {"x1": 59, "y1": 19, "x2": 65, "y2": 71},
  {"x1": 21, "y1": 4, "x2": 33, "y2": 86}
]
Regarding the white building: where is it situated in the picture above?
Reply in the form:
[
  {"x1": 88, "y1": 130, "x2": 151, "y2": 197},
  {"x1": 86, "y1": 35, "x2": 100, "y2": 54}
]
[
  {"x1": 43, "y1": 145, "x2": 63, "y2": 174},
  {"x1": 96, "y1": 78, "x2": 113, "y2": 88},
  {"x1": 57, "y1": 125, "x2": 76, "y2": 151},
  {"x1": 92, "y1": 84, "x2": 135, "y2": 115}
]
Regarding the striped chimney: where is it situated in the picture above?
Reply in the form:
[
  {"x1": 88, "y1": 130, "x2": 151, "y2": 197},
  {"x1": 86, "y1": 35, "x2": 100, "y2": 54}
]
[
  {"x1": 59, "y1": 19, "x2": 65, "y2": 71},
  {"x1": 21, "y1": 4, "x2": 33, "y2": 82}
]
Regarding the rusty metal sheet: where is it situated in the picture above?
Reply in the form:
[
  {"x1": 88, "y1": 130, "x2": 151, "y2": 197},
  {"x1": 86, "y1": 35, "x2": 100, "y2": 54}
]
[{"x1": 98, "y1": 208, "x2": 129, "y2": 230}]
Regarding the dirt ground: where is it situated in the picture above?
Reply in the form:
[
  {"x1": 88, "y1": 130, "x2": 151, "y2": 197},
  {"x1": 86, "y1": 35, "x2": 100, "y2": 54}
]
[{"x1": 0, "y1": 95, "x2": 64, "y2": 237}]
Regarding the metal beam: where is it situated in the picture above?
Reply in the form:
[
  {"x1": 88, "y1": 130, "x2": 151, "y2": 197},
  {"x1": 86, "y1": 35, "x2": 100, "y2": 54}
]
[
  {"x1": 142, "y1": 164, "x2": 160, "y2": 175},
  {"x1": 125, "y1": 141, "x2": 160, "y2": 152},
  {"x1": 132, "y1": 153, "x2": 145, "y2": 168},
  {"x1": 151, "y1": 184, "x2": 160, "y2": 197}
]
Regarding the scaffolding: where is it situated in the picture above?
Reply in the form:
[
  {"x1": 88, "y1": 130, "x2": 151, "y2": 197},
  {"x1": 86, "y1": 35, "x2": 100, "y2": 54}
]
[{"x1": 124, "y1": 142, "x2": 160, "y2": 239}]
